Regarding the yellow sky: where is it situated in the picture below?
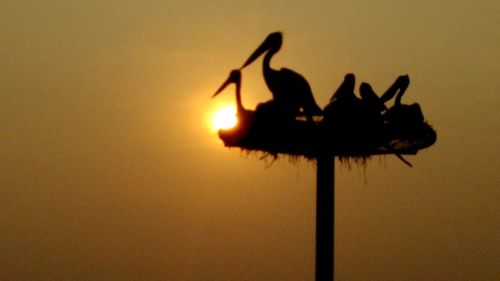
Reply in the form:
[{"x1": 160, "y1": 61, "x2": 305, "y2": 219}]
[{"x1": 1, "y1": 1, "x2": 499, "y2": 280}]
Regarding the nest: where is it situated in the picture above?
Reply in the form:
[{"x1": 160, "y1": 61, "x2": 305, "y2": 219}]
[{"x1": 218, "y1": 102, "x2": 437, "y2": 162}]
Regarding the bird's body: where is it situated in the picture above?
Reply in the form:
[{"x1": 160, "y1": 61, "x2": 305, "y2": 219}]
[
  {"x1": 265, "y1": 66, "x2": 320, "y2": 117},
  {"x1": 242, "y1": 32, "x2": 321, "y2": 121}
]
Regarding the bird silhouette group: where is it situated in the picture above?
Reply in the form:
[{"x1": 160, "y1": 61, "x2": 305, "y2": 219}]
[{"x1": 212, "y1": 32, "x2": 436, "y2": 160}]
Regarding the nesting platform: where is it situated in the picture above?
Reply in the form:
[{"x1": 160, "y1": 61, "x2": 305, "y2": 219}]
[{"x1": 218, "y1": 102, "x2": 436, "y2": 159}]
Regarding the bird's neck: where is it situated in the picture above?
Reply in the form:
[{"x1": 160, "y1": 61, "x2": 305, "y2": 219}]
[
  {"x1": 235, "y1": 81, "x2": 244, "y2": 113},
  {"x1": 262, "y1": 47, "x2": 278, "y2": 78}
]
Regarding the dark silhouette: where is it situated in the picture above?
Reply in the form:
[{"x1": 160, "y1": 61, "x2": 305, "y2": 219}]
[
  {"x1": 319, "y1": 73, "x2": 434, "y2": 166},
  {"x1": 240, "y1": 32, "x2": 322, "y2": 122},
  {"x1": 213, "y1": 71, "x2": 435, "y2": 158},
  {"x1": 382, "y1": 75, "x2": 424, "y2": 126},
  {"x1": 323, "y1": 73, "x2": 359, "y2": 124},
  {"x1": 381, "y1": 74, "x2": 410, "y2": 106},
  {"x1": 326, "y1": 74, "x2": 409, "y2": 114},
  {"x1": 213, "y1": 70, "x2": 248, "y2": 115},
  {"x1": 212, "y1": 70, "x2": 255, "y2": 143},
  {"x1": 329, "y1": 73, "x2": 356, "y2": 103},
  {"x1": 360, "y1": 75, "x2": 414, "y2": 166},
  {"x1": 324, "y1": 74, "x2": 410, "y2": 123},
  {"x1": 212, "y1": 32, "x2": 437, "y2": 281},
  {"x1": 322, "y1": 74, "x2": 386, "y2": 153},
  {"x1": 359, "y1": 83, "x2": 387, "y2": 113}
]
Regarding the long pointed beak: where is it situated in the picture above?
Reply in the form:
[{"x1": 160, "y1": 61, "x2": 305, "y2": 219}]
[
  {"x1": 212, "y1": 75, "x2": 234, "y2": 99},
  {"x1": 241, "y1": 39, "x2": 271, "y2": 69}
]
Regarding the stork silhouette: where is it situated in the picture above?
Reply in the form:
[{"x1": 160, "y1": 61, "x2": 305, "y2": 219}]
[
  {"x1": 212, "y1": 70, "x2": 254, "y2": 128},
  {"x1": 213, "y1": 70, "x2": 245, "y2": 112},
  {"x1": 360, "y1": 75, "x2": 414, "y2": 167},
  {"x1": 241, "y1": 32, "x2": 322, "y2": 122},
  {"x1": 360, "y1": 74, "x2": 410, "y2": 109},
  {"x1": 325, "y1": 74, "x2": 410, "y2": 118}
]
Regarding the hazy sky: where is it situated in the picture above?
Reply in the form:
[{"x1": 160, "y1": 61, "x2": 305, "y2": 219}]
[{"x1": 1, "y1": 1, "x2": 499, "y2": 280}]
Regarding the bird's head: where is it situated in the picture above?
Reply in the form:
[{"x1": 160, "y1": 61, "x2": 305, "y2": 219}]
[
  {"x1": 212, "y1": 70, "x2": 241, "y2": 98},
  {"x1": 241, "y1": 32, "x2": 283, "y2": 69}
]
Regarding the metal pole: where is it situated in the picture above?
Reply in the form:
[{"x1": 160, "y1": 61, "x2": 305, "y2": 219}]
[{"x1": 316, "y1": 155, "x2": 334, "y2": 281}]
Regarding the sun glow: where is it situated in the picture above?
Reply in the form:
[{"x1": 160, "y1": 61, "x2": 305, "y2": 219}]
[{"x1": 212, "y1": 106, "x2": 238, "y2": 130}]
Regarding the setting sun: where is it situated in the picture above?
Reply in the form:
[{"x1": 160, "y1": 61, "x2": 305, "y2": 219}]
[{"x1": 212, "y1": 106, "x2": 238, "y2": 130}]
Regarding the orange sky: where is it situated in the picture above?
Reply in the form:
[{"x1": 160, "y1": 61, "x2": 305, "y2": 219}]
[{"x1": 1, "y1": 1, "x2": 499, "y2": 280}]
